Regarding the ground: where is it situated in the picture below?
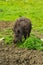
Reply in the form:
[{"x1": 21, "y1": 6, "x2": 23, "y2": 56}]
[
  {"x1": 0, "y1": 22, "x2": 43, "y2": 65},
  {"x1": 0, "y1": 0, "x2": 43, "y2": 65},
  {"x1": 0, "y1": 42, "x2": 43, "y2": 65}
]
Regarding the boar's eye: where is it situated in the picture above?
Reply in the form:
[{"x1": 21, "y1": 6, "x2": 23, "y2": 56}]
[{"x1": 17, "y1": 30, "x2": 20, "y2": 33}]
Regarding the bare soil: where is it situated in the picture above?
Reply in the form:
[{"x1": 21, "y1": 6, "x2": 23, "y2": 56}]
[
  {"x1": 0, "y1": 43, "x2": 43, "y2": 65},
  {"x1": 0, "y1": 21, "x2": 43, "y2": 65},
  {"x1": 0, "y1": 21, "x2": 14, "y2": 30}
]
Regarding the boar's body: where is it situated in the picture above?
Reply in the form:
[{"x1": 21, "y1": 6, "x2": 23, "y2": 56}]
[{"x1": 13, "y1": 17, "x2": 32, "y2": 43}]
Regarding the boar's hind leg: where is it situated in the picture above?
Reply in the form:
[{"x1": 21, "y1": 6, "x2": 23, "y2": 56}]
[
  {"x1": 28, "y1": 33, "x2": 30, "y2": 37},
  {"x1": 24, "y1": 33, "x2": 27, "y2": 39},
  {"x1": 20, "y1": 39, "x2": 22, "y2": 42},
  {"x1": 28, "y1": 29, "x2": 31, "y2": 37}
]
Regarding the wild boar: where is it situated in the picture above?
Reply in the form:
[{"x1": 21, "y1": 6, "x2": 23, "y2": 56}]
[{"x1": 13, "y1": 17, "x2": 32, "y2": 43}]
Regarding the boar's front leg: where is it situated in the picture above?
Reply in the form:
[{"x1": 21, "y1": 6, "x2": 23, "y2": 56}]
[
  {"x1": 24, "y1": 33, "x2": 27, "y2": 39},
  {"x1": 19, "y1": 35, "x2": 22, "y2": 42}
]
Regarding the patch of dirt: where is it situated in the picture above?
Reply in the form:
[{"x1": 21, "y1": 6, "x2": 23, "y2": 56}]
[
  {"x1": 32, "y1": 30, "x2": 43, "y2": 39},
  {"x1": 0, "y1": 21, "x2": 14, "y2": 30},
  {"x1": 0, "y1": 43, "x2": 43, "y2": 65}
]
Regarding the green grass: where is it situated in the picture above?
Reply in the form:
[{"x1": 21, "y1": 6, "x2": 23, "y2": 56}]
[
  {"x1": 0, "y1": 29, "x2": 13, "y2": 44},
  {"x1": 0, "y1": 31, "x2": 43, "y2": 50},
  {"x1": 17, "y1": 34, "x2": 43, "y2": 50},
  {"x1": 0, "y1": 0, "x2": 43, "y2": 33},
  {"x1": 0, "y1": 28, "x2": 43, "y2": 50}
]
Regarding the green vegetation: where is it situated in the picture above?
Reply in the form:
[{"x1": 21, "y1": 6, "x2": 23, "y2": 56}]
[
  {"x1": 0, "y1": 31, "x2": 43, "y2": 50},
  {"x1": 0, "y1": 0, "x2": 43, "y2": 32},
  {"x1": 4, "y1": 35, "x2": 13, "y2": 44},
  {"x1": 0, "y1": 0, "x2": 43, "y2": 50},
  {"x1": 0, "y1": 29, "x2": 13, "y2": 44},
  {"x1": 17, "y1": 34, "x2": 43, "y2": 50}
]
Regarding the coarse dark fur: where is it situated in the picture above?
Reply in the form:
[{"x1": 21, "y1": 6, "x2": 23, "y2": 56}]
[{"x1": 13, "y1": 17, "x2": 32, "y2": 43}]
